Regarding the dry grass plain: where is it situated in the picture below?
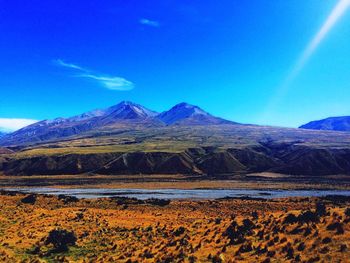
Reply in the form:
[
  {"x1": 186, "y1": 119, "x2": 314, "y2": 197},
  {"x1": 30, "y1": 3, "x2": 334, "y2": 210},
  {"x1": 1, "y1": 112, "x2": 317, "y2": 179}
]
[
  {"x1": 1, "y1": 173, "x2": 350, "y2": 190},
  {"x1": 0, "y1": 192, "x2": 350, "y2": 262}
]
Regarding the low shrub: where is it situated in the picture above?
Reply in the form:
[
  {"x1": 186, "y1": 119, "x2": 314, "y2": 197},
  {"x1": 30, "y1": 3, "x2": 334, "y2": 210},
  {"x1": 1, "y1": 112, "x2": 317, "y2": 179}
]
[
  {"x1": 21, "y1": 194, "x2": 37, "y2": 204},
  {"x1": 45, "y1": 229, "x2": 77, "y2": 253}
]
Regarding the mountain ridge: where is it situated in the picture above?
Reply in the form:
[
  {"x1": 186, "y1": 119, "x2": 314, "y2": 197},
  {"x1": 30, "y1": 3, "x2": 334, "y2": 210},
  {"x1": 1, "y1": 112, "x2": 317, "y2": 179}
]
[
  {"x1": 2, "y1": 103, "x2": 350, "y2": 177},
  {"x1": 0, "y1": 101, "x2": 237, "y2": 147}
]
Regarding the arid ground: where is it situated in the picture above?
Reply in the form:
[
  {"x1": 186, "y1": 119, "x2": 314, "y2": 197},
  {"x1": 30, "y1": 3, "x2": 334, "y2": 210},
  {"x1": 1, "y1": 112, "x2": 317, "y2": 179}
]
[{"x1": 0, "y1": 190, "x2": 350, "y2": 262}]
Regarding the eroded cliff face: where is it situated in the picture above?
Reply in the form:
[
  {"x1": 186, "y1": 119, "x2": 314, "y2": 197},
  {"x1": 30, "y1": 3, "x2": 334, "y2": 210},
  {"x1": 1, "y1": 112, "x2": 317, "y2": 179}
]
[{"x1": 2, "y1": 144, "x2": 350, "y2": 176}]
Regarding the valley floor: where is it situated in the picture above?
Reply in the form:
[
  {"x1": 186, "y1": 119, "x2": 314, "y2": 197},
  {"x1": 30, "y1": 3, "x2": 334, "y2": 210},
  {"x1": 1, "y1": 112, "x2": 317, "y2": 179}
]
[
  {"x1": 0, "y1": 192, "x2": 350, "y2": 262},
  {"x1": 1, "y1": 173, "x2": 350, "y2": 190}
]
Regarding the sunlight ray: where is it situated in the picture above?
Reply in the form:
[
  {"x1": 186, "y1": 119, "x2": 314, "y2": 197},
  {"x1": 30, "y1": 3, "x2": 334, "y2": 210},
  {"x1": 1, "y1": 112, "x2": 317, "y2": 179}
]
[{"x1": 261, "y1": 0, "x2": 350, "y2": 123}]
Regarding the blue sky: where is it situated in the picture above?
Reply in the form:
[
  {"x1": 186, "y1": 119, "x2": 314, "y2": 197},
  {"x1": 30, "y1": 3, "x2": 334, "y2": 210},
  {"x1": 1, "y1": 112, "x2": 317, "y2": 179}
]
[{"x1": 1, "y1": 0, "x2": 350, "y2": 131}]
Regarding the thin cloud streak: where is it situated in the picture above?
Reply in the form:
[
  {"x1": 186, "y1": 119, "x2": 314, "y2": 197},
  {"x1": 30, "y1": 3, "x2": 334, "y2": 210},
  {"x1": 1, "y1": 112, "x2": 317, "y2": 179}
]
[
  {"x1": 53, "y1": 59, "x2": 134, "y2": 91},
  {"x1": 139, "y1": 18, "x2": 160, "y2": 27},
  {"x1": 53, "y1": 59, "x2": 86, "y2": 71},
  {"x1": 261, "y1": 0, "x2": 350, "y2": 122},
  {"x1": 0, "y1": 118, "x2": 39, "y2": 132},
  {"x1": 79, "y1": 74, "x2": 134, "y2": 91}
]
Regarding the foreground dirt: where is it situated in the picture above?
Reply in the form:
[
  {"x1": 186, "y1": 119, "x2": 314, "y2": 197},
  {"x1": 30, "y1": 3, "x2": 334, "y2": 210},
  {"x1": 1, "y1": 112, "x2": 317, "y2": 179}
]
[{"x1": 0, "y1": 193, "x2": 350, "y2": 262}]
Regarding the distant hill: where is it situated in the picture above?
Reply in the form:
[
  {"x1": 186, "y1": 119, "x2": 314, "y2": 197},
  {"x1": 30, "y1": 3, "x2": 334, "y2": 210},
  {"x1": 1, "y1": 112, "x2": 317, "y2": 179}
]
[
  {"x1": 2, "y1": 124, "x2": 350, "y2": 176},
  {"x1": 300, "y1": 116, "x2": 350, "y2": 132}
]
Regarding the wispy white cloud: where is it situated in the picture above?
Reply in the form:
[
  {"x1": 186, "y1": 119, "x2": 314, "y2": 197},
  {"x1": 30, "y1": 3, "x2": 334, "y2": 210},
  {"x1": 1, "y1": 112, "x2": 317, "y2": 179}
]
[
  {"x1": 53, "y1": 59, "x2": 86, "y2": 71},
  {"x1": 139, "y1": 18, "x2": 160, "y2": 27},
  {"x1": 0, "y1": 118, "x2": 38, "y2": 132},
  {"x1": 53, "y1": 59, "x2": 134, "y2": 91},
  {"x1": 79, "y1": 74, "x2": 134, "y2": 91}
]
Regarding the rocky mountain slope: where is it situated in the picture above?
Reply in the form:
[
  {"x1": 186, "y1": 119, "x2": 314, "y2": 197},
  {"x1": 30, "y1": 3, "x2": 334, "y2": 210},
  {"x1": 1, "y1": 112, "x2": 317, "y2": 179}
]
[
  {"x1": 0, "y1": 101, "x2": 230, "y2": 147},
  {"x1": 0, "y1": 101, "x2": 160, "y2": 146},
  {"x1": 300, "y1": 116, "x2": 350, "y2": 132},
  {"x1": 157, "y1": 102, "x2": 234, "y2": 125}
]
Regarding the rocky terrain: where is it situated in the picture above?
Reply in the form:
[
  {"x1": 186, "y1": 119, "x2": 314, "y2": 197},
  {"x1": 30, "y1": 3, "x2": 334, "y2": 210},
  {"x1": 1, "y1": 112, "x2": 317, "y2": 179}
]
[{"x1": 0, "y1": 192, "x2": 349, "y2": 262}]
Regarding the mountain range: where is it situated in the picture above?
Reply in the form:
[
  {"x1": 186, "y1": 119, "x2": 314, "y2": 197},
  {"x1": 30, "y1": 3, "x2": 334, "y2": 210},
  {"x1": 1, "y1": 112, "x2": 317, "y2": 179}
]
[
  {"x1": 300, "y1": 116, "x2": 350, "y2": 132},
  {"x1": 0, "y1": 101, "x2": 235, "y2": 147},
  {"x1": 1, "y1": 101, "x2": 350, "y2": 177}
]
